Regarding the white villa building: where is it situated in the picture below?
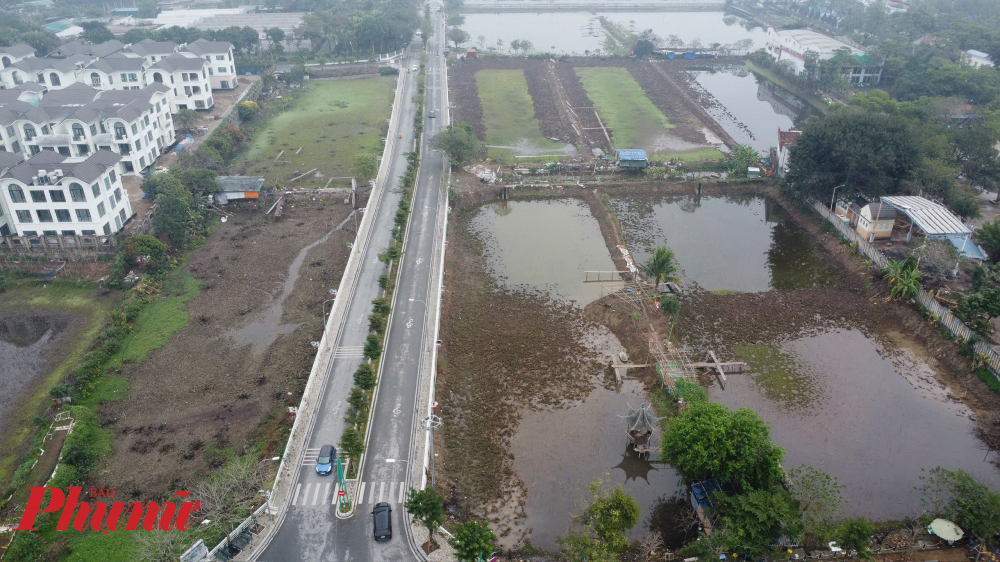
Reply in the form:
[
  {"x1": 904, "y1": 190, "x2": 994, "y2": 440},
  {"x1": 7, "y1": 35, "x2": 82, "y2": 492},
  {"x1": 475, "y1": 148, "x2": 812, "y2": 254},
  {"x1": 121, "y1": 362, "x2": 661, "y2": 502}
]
[
  {"x1": 765, "y1": 27, "x2": 883, "y2": 85},
  {"x1": 0, "y1": 149, "x2": 132, "y2": 237}
]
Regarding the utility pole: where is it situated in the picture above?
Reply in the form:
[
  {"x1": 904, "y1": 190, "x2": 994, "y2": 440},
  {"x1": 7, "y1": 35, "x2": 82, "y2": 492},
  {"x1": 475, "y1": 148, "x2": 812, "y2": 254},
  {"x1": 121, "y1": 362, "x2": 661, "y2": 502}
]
[{"x1": 423, "y1": 407, "x2": 442, "y2": 488}]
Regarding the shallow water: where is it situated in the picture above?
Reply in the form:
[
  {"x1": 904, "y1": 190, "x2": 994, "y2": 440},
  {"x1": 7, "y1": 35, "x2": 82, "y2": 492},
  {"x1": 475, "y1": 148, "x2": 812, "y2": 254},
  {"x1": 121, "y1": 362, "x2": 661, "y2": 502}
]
[
  {"x1": 460, "y1": 11, "x2": 765, "y2": 55},
  {"x1": 470, "y1": 199, "x2": 617, "y2": 304},
  {"x1": 692, "y1": 69, "x2": 809, "y2": 154},
  {"x1": 0, "y1": 314, "x2": 68, "y2": 429},
  {"x1": 226, "y1": 226, "x2": 336, "y2": 354},
  {"x1": 611, "y1": 195, "x2": 833, "y2": 292},
  {"x1": 510, "y1": 326, "x2": 692, "y2": 551},
  {"x1": 711, "y1": 327, "x2": 1000, "y2": 519}
]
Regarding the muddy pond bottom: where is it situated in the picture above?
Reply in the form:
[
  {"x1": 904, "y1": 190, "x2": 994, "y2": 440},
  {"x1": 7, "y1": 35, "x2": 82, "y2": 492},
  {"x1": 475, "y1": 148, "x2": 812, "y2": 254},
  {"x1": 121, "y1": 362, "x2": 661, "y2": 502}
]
[
  {"x1": 510, "y1": 375, "x2": 691, "y2": 551},
  {"x1": 711, "y1": 327, "x2": 1000, "y2": 519},
  {"x1": 612, "y1": 195, "x2": 833, "y2": 292},
  {"x1": 0, "y1": 313, "x2": 70, "y2": 429},
  {"x1": 470, "y1": 199, "x2": 617, "y2": 304}
]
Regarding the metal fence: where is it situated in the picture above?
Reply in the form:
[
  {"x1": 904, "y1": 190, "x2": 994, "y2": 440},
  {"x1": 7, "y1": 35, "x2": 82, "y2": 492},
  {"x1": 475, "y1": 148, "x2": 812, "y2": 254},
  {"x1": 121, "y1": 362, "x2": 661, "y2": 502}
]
[
  {"x1": 811, "y1": 201, "x2": 1000, "y2": 381},
  {"x1": 205, "y1": 501, "x2": 270, "y2": 560}
]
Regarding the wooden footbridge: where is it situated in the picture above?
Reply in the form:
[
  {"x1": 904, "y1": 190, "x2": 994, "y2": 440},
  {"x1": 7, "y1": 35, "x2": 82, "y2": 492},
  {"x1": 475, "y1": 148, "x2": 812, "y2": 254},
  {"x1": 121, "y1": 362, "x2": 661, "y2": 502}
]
[{"x1": 686, "y1": 350, "x2": 746, "y2": 389}]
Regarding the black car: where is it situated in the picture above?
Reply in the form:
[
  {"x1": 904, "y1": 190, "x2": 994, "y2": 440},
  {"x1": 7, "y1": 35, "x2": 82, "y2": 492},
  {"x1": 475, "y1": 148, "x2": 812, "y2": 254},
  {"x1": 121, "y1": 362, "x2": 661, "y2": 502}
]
[{"x1": 372, "y1": 502, "x2": 392, "y2": 541}]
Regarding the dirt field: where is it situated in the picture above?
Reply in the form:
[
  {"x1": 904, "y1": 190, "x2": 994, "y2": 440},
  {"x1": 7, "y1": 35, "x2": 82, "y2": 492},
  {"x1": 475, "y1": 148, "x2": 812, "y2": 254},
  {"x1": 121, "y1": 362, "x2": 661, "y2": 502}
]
[
  {"x1": 94, "y1": 197, "x2": 355, "y2": 500},
  {"x1": 449, "y1": 57, "x2": 737, "y2": 160}
]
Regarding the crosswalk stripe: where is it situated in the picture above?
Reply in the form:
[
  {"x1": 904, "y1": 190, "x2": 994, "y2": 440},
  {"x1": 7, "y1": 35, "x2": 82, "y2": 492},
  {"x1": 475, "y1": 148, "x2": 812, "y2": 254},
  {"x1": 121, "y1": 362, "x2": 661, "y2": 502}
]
[
  {"x1": 368, "y1": 481, "x2": 376, "y2": 504},
  {"x1": 313, "y1": 482, "x2": 322, "y2": 504},
  {"x1": 389, "y1": 482, "x2": 396, "y2": 505},
  {"x1": 398, "y1": 483, "x2": 405, "y2": 504},
  {"x1": 293, "y1": 483, "x2": 302, "y2": 506},
  {"x1": 359, "y1": 482, "x2": 367, "y2": 505},
  {"x1": 323, "y1": 483, "x2": 331, "y2": 505},
  {"x1": 378, "y1": 482, "x2": 385, "y2": 503}
]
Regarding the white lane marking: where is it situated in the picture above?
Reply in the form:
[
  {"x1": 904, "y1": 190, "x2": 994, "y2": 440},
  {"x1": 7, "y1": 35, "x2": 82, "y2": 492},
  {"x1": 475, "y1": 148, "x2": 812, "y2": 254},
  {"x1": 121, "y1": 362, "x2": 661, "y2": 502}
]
[
  {"x1": 406, "y1": 318, "x2": 413, "y2": 329},
  {"x1": 368, "y1": 481, "x2": 376, "y2": 504},
  {"x1": 378, "y1": 482, "x2": 385, "y2": 503},
  {"x1": 312, "y1": 482, "x2": 323, "y2": 505},
  {"x1": 292, "y1": 483, "x2": 302, "y2": 506},
  {"x1": 323, "y1": 482, "x2": 331, "y2": 506},
  {"x1": 359, "y1": 482, "x2": 367, "y2": 505},
  {"x1": 398, "y1": 483, "x2": 405, "y2": 504},
  {"x1": 332, "y1": 483, "x2": 339, "y2": 505},
  {"x1": 393, "y1": 403, "x2": 401, "y2": 417},
  {"x1": 389, "y1": 482, "x2": 396, "y2": 505}
]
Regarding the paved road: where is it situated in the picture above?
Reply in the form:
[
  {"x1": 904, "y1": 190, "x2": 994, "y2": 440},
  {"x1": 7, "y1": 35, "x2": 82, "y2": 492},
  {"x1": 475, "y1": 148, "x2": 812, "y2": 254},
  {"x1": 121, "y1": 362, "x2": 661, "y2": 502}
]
[{"x1": 255, "y1": 4, "x2": 449, "y2": 560}]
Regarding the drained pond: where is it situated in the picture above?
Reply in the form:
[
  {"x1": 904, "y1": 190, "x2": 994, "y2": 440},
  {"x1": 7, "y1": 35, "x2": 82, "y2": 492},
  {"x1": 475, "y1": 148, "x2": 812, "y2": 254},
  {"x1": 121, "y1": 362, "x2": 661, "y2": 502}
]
[
  {"x1": 0, "y1": 313, "x2": 71, "y2": 430},
  {"x1": 712, "y1": 326, "x2": 1000, "y2": 519},
  {"x1": 610, "y1": 194, "x2": 834, "y2": 292}
]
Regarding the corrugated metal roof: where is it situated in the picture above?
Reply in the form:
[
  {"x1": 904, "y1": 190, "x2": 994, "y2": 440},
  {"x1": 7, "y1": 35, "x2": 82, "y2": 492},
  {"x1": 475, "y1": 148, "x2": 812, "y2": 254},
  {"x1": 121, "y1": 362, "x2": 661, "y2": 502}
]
[
  {"x1": 616, "y1": 149, "x2": 648, "y2": 161},
  {"x1": 879, "y1": 196, "x2": 971, "y2": 236}
]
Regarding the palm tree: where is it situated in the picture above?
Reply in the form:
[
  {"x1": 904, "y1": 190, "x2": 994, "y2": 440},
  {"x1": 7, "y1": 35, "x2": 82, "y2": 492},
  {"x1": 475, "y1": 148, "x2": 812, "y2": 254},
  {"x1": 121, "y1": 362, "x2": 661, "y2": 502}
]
[
  {"x1": 641, "y1": 246, "x2": 680, "y2": 285},
  {"x1": 884, "y1": 258, "x2": 922, "y2": 300}
]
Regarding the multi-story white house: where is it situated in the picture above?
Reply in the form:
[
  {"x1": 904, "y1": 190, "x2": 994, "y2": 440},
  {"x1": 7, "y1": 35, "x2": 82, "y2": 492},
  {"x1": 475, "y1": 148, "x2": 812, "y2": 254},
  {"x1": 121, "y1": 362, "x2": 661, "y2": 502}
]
[
  {"x1": 84, "y1": 53, "x2": 149, "y2": 91},
  {"x1": 0, "y1": 149, "x2": 132, "y2": 237},
  {"x1": 126, "y1": 39, "x2": 181, "y2": 64},
  {"x1": 0, "y1": 44, "x2": 36, "y2": 70},
  {"x1": 181, "y1": 38, "x2": 238, "y2": 90},
  {"x1": 0, "y1": 54, "x2": 93, "y2": 90},
  {"x1": 0, "y1": 83, "x2": 174, "y2": 174},
  {"x1": 147, "y1": 54, "x2": 214, "y2": 112}
]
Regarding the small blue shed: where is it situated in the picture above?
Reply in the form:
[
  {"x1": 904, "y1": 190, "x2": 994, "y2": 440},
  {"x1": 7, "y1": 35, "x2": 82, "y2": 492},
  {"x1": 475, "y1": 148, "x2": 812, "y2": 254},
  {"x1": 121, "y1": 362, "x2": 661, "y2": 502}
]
[{"x1": 615, "y1": 149, "x2": 649, "y2": 170}]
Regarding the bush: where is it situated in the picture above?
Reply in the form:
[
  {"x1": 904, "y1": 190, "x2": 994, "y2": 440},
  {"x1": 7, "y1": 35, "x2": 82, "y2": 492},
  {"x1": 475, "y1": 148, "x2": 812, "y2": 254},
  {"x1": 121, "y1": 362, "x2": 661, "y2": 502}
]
[
  {"x1": 354, "y1": 364, "x2": 376, "y2": 390},
  {"x1": 4, "y1": 530, "x2": 44, "y2": 562},
  {"x1": 60, "y1": 407, "x2": 111, "y2": 478},
  {"x1": 364, "y1": 334, "x2": 383, "y2": 361},
  {"x1": 819, "y1": 218, "x2": 837, "y2": 235},
  {"x1": 978, "y1": 368, "x2": 1000, "y2": 393},
  {"x1": 369, "y1": 312, "x2": 387, "y2": 335},
  {"x1": 379, "y1": 66, "x2": 399, "y2": 75},
  {"x1": 659, "y1": 294, "x2": 680, "y2": 315},
  {"x1": 236, "y1": 100, "x2": 260, "y2": 120}
]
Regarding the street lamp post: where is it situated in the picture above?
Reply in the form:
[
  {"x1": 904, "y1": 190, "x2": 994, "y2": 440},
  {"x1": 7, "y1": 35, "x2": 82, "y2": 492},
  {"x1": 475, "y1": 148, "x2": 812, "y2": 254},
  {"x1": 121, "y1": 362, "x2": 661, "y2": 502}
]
[
  {"x1": 423, "y1": 407, "x2": 442, "y2": 488},
  {"x1": 830, "y1": 184, "x2": 841, "y2": 212}
]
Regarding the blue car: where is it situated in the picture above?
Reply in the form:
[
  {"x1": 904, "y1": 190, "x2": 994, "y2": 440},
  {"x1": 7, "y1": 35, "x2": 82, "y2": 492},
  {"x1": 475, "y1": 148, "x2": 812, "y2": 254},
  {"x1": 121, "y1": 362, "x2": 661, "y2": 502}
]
[{"x1": 316, "y1": 445, "x2": 335, "y2": 476}]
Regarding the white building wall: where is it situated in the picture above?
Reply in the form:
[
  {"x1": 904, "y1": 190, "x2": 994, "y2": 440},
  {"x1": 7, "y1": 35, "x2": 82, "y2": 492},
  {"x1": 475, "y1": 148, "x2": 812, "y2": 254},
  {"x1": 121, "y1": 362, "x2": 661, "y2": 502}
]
[{"x1": 2, "y1": 169, "x2": 132, "y2": 236}]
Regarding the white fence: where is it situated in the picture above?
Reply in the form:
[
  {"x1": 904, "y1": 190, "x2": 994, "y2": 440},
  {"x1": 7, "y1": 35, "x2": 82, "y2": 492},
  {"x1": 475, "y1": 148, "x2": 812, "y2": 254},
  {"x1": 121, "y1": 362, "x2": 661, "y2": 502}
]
[{"x1": 812, "y1": 201, "x2": 1000, "y2": 380}]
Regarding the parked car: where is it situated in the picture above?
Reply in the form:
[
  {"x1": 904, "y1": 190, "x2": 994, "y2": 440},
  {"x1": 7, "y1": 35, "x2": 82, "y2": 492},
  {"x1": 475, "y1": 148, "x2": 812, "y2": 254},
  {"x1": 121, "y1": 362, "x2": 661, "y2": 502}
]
[
  {"x1": 315, "y1": 444, "x2": 335, "y2": 476},
  {"x1": 372, "y1": 502, "x2": 392, "y2": 541},
  {"x1": 428, "y1": 109, "x2": 436, "y2": 118}
]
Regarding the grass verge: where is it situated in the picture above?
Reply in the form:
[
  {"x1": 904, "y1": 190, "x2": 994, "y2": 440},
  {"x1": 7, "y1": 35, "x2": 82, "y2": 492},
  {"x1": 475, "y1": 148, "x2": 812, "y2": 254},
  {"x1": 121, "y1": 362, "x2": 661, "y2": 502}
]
[
  {"x1": 656, "y1": 147, "x2": 726, "y2": 163},
  {"x1": 107, "y1": 271, "x2": 200, "y2": 369},
  {"x1": 574, "y1": 66, "x2": 673, "y2": 149},
  {"x1": 239, "y1": 77, "x2": 396, "y2": 187}
]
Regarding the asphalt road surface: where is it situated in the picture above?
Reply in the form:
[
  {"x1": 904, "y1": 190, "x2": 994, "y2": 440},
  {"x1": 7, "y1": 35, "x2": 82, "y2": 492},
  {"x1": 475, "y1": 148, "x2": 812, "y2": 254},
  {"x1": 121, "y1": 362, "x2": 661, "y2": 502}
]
[{"x1": 255, "y1": 4, "x2": 449, "y2": 560}]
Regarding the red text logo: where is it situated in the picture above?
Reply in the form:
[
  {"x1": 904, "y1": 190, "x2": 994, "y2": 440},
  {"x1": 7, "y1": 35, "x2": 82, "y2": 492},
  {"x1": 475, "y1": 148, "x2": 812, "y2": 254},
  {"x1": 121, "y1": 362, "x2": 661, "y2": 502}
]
[{"x1": 15, "y1": 487, "x2": 201, "y2": 533}]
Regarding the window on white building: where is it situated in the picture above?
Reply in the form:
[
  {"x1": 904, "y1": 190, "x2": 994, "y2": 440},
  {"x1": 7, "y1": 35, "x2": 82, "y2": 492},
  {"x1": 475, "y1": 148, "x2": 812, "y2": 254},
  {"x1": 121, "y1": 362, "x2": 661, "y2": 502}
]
[
  {"x1": 36, "y1": 209, "x2": 52, "y2": 222},
  {"x1": 97, "y1": 202, "x2": 106, "y2": 217},
  {"x1": 91, "y1": 183, "x2": 100, "y2": 197},
  {"x1": 15, "y1": 210, "x2": 31, "y2": 222},
  {"x1": 49, "y1": 190, "x2": 66, "y2": 202},
  {"x1": 30, "y1": 190, "x2": 45, "y2": 203},
  {"x1": 55, "y1": 209, "x2": 71, "y2": 222},
  {"x1": 8, "y1": 185, "x2": 25, "y2": 203},
  {"x1": 69, "y1": 183, "x2": 85, "y2": 202}
]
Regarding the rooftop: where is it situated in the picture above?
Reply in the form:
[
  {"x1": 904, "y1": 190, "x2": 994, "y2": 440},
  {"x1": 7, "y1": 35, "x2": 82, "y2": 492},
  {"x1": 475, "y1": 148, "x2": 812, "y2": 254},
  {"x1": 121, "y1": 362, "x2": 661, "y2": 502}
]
[
  {"x1": 616, "y1": 149, "x2": 648, "y2": 161},
  {"x1": 127, "y1": 39, "x2": 179, "y2": 57},
  {"x1": 150, "y1": 53, "x2": 208, "y2": 72},
  {"x1": 879, "y1": 195, "x2": 987, "y2": 259},
  {"x1": 0, "y1": 149, "x2": 122, "y2": 185},
  {"x1": 770, "y1": 27, "x2": 864, "y2": 58},
  {"x1": 0, "y1": 44, "x2": 36, "y2": 58},
  {"x1": 182, "y1": 38, "x2": 234, "y2": 56},
  {"x1": 218, "y1": 175, "x2": 265, "y2": 192}
]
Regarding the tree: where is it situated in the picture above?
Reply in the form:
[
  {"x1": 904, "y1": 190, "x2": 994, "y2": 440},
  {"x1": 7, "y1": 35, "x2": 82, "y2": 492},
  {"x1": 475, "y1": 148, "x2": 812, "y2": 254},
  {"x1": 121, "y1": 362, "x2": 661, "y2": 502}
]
[
  {"x1": 447, "y1": 28, "x2": 470, "y2": 48},
  {"x1": 364, "y1": 333, "x2": 383, "y2": 361},
  {"x1": 976, "y1": 217, "x2": 1000, "y2": 263},
  {"x1": 405, "y1": 487, "x2": 445, "y2": 552},
  {"x1": 237, "y1": 100, "x2": 260, "y2": 121},
  {"x1": 578, "y1": 483, "x2": 640, "y2": 551},
  {"x1": 153, "y1": 176, "x2": 194, "y2": 250},
  {"x1": 834, "y1": 518, "x2": 875, "y2": 559},
  {"x1": 192, "y1": 455, "x2": 266, "y2": 538},
  {"x1": 449, "y1": 520, "x2": 497, "y2": 561},
  {"x1": 80, "y1": 21, "x2": 114, "y2": 44},
  {"x1": 431, "y1": 122, "x2": 481, "y2": 167},
  {"x1": 265, "y1": 26, "x2": 286, "y2": 47},
  {"x1": 883, "y1": 258, "x2": 922, "y2": 300},
  {"x1": 785, "y1": 107, "x2": 920, "y2": 201},
  {"x1": 172, "y1": 168, "x2": 220, "y2": 195},
  {"x1": 518, "y1": 40, "x2": 533, "y2": 55},
  {"x1": 717, "y1": 489, "x2": 802, "y2": 556},
  {"x1": 728, "y1": 144, "x2": 760, "y2": 178},
  {"x1": 509, "y1": 39, "x2": 522, "y2": 54},
  {"x1": 339, "y1": 426, "x2": 363, "y2": 461},
  {"x1": 353, "y1": 153, "x2": 379, "y2": 182},
  {"x1": 662, "y1": 402, "x2": 785, "y2": 491},
  {"x1": 641, "y1": 246, "x2": 680, "y2": 284},
  {"x1": 557, "y1": 533, "x2": 620, "y2": 562},
  {"x1": 173, "y1": 108, "x2": 200, "y2": 133},
  {"x1": 354, "y1": 363, "x2": 376, "y2": 390},
  {"x1": 368, "y1": 312, "x2": 386, "y2": 335},
  {"x1": 633, "y1": 38, "x2": 656, "y2": 57},
  {"x1": 955, "y1": 286, "x2": 1000, "y2": 336},
  {"x1": 789, "y1": 465, "x2": 843, "y2": 537}
]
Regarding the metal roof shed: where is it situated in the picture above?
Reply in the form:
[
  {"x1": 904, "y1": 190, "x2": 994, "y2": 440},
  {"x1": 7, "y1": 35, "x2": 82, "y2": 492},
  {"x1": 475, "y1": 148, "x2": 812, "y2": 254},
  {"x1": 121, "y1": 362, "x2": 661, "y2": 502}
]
[
  {"x1": 615, "y1": 149, "x2": 648, "y2": 170},
  {"x1": 878, "y1": 195, "x2": 987, "y2": 260}
]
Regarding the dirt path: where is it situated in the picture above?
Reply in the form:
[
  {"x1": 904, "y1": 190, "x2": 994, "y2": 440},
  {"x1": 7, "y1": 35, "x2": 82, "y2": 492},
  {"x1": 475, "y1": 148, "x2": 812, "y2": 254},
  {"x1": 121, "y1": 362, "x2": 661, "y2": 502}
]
[{"x1": 95, "y1": 198, "x2": 354, "y2": 500}]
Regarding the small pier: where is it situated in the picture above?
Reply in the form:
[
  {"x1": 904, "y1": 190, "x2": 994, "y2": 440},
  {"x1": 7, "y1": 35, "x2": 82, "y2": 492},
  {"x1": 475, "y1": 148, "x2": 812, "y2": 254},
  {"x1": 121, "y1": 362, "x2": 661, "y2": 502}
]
[{"x1": 686, "y1": 350, "x2": 746, "y2": 389}]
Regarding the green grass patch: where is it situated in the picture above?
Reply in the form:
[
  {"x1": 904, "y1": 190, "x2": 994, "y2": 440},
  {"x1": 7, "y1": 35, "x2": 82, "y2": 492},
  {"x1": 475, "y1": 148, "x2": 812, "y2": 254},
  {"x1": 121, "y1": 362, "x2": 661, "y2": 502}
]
[
  {"x1": 743, "y1": 61, "x2": 829, "y2": 114},
  {"x1": 575, "y1": 66, "x2": 673, "y2": 150},
  {"x1": 65, "y1": 530, "x2": 138, "y2": 562},
  {"x1": 238, "y1": 78, "x2": 395, "y2": 187},
  {"x1": 475, "y1": 69, "x2": 565, "y2": 163},
  {"x1": 978, "y1": 368, "x2": 1000, "y2": 394},
  {"x1": 107, "y1": 272, "x2": 200, "y2": 369},
  {"x1": 657, "y1": 147, "x2": 726, "y2": 162}
]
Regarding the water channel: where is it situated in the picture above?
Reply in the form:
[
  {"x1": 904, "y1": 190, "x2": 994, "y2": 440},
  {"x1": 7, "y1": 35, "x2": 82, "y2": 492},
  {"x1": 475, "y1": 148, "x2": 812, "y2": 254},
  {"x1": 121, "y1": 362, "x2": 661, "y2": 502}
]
[{"x1": 460, "y1": 11, "x2": 766, "y2": 55}]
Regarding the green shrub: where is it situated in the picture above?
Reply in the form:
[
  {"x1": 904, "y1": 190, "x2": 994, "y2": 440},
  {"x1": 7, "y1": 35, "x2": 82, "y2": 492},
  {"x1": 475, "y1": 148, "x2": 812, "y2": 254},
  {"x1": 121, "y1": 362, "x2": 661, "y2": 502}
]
[
  {"x1": 364, "y1": 334, "x2": 383, "y2": 361},
  {"x1": 819, "y1": 218, "x2": 837, "y2": 235},
  {"x1": 4, "y1": 530, "x2": 44, "y2": 562},
  {"x1": 978, "y1": 368, "x2": 1000, "y2": 393},
  {"x1": 659, "y1": 294, "x2": 680, "y2": 315},
  {"x1": 368, "y1": 312, "x2": 387, "y2": 335},
  {"x1": 354, "y1": 364, "x2": 376, "y2": 390}
]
